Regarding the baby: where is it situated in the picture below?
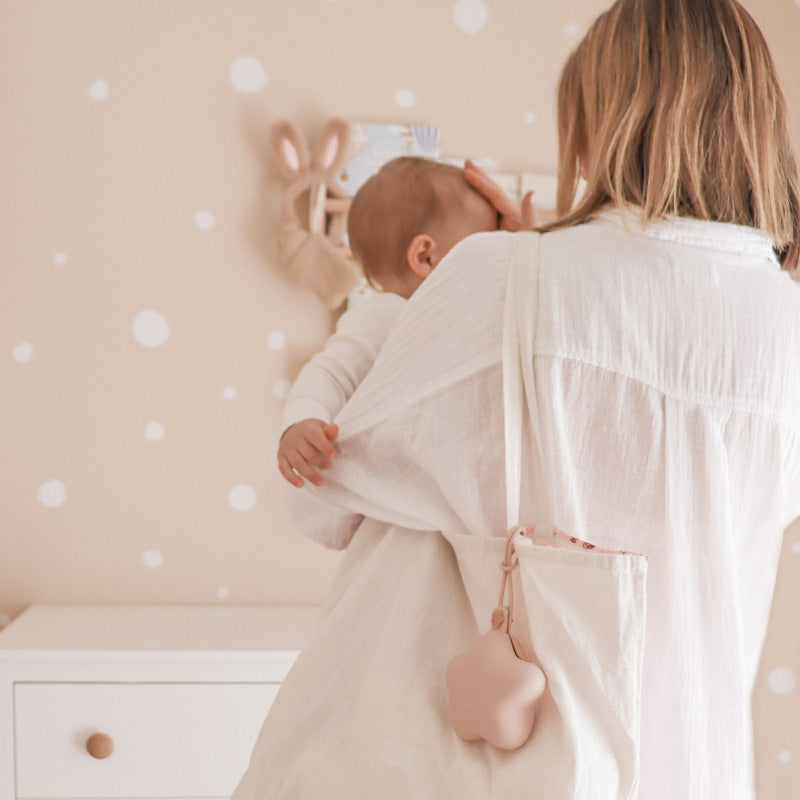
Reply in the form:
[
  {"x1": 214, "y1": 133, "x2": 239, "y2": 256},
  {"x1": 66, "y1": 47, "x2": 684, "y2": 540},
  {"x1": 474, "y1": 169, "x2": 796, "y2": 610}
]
[{"x1": 277, "y1": 156, "x2": 499, "y2": 487}]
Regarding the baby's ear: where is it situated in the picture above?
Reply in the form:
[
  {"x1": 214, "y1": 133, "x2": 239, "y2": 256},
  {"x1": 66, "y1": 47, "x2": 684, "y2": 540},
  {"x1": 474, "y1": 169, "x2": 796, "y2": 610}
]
[
  {"x1": 314, "y1": 118, "x2": 353, "y2": 177},
  {"x1": 271, "y1": 120, "x2": 310, "y2": 182}
]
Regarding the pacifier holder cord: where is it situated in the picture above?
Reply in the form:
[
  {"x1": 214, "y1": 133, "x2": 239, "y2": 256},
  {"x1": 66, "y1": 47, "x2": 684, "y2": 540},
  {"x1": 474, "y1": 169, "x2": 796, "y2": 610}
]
[{"x1": 489, "y1": 525, "x2": 529, "y2": 657}]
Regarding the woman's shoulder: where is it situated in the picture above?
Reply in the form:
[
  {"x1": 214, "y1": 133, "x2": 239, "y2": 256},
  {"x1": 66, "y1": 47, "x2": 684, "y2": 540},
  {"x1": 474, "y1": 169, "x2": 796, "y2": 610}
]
[
  {"x1": 408, "y1": 230, "x2": 516, "y2": 300},
  {"x1": 445, "y1": 230, "x2": 517, "y2": 266}
]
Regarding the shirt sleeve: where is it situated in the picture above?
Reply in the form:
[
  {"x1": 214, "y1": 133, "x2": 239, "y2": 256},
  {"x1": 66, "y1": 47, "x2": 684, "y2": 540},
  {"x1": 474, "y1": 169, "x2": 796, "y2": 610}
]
[{"x1": 280, "y1": 292, "x2": 406, "y2": 433}]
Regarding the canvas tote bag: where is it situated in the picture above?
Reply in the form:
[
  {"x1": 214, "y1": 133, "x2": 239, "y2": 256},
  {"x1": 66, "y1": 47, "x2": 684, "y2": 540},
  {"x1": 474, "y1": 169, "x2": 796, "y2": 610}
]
[{"x1": 232, "y1": 232, "x2": 648, "y2": 800}]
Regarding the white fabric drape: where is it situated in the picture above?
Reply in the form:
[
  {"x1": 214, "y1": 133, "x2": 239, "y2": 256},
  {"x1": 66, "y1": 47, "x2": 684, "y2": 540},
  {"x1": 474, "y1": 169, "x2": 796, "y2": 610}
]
[{"x1": 239, "y1": 210, "x2": 800, "y2": 800}]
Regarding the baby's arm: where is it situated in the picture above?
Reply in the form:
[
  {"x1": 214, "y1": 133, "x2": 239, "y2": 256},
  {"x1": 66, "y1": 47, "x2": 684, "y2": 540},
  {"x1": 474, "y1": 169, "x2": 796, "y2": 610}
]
[{"x1": 277, "y1": 292, "x2": 406, "y2": 487}]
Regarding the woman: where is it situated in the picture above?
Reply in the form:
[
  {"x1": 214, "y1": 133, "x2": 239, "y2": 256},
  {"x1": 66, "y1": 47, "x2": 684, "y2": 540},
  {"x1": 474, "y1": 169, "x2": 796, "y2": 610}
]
[{"x1": 235, "y1": 1, "x2": 800, "y2": 798}]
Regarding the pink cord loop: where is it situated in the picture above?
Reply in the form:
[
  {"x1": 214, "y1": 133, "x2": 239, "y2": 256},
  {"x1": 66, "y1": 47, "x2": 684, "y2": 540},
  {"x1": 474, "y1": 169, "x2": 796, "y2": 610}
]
[{"x1": 493, "y1": 526, "x2": 528, "y2": 633}]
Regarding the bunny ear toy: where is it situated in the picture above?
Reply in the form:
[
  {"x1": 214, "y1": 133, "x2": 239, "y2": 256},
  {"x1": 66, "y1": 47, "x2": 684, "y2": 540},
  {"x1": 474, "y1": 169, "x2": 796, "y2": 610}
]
[{"x1": 271, "y1": 117, "x2": 363, "y2": 309}]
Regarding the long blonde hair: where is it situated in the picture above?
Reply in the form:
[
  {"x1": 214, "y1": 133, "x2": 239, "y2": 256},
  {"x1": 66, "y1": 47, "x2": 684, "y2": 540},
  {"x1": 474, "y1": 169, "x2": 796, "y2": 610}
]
[{"x1": 544, "y1": 0, "x2": 800, "y2": 271}]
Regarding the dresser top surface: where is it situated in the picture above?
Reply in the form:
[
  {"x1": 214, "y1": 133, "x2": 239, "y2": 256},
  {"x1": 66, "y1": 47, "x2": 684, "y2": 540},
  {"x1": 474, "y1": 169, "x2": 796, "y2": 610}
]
[{"x1": 0, "y1": 604, "x2": 321, "y2": 653}]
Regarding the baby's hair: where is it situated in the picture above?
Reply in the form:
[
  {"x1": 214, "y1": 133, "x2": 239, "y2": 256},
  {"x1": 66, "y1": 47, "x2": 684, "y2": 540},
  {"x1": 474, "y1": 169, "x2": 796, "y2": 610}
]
[{"x1": 347, "y1": 157, "x2": 478, "y2": 289}]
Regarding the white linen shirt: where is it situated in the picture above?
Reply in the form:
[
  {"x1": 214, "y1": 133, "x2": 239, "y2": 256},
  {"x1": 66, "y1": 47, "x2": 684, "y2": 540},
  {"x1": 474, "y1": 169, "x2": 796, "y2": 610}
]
[
  {"x1": 292, "y1": 210, "x2": 800, "y2": 800},
  {"x1": 280, "y1": 292, "x2": 406, "y2": 433}
]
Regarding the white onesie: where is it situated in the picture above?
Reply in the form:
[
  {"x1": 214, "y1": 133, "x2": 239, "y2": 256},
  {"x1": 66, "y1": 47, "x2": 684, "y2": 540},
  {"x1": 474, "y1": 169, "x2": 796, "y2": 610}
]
[{"x1": 280, "y1": 292, "x2": 407, "y2": 434}]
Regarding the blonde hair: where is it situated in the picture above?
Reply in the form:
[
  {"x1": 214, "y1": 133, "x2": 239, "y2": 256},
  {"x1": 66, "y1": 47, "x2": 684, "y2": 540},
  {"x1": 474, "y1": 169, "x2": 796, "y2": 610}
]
[{"x1": 544, "y1": 0, "x2": 800, "y2": 271}]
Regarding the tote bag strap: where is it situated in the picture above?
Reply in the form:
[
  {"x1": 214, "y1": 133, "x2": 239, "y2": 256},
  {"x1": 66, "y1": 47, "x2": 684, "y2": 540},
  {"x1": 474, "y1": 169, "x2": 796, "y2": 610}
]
[{"x1": 502, "y1": 231, "x2": 554, "y2": 536}]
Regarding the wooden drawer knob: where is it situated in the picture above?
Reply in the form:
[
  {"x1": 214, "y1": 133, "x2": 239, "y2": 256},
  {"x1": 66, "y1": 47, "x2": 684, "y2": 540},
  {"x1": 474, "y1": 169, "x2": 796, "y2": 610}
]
[{"x1": 86, "y1": 732, "x2": 114, "y2": 759}]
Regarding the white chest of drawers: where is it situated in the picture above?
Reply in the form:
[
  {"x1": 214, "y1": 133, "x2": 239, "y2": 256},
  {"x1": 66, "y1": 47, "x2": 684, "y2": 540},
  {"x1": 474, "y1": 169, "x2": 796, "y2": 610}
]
[{"x1": 0, "y1": 604, "x2": 320, "y2": 800}]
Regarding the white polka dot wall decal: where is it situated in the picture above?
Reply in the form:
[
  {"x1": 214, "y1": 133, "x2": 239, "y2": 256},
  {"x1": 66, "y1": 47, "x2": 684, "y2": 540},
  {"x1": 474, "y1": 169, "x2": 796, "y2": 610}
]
[
  {"x1": 767, "y1": 667, "x2": 796, "y2": 695},
  {"x1": 565, "y1": 23, "x2": 579, "y2": 37},
  {"x1": 12, "y1": 342, "x2": 34, "y2": 363},
  {"x1": 395, "y1": 89, "x2": 417, "y2": 109},
  {"x1": 228, "y1": 484, "x2": 257, "y2": 512},
  {"x1": 778, "y1": 750, "x2": 792, "y2": 764},
  {"x1": 194, "y1": 210, "x2": 217, "y2": 231},
  {"x1": 53, "y1": 252, "x2": 68, "y2": 264},
  {"x1": 272, "y1": 379, "x2": 291, "y2": 399},
  {"x1": 142, "y1": 549, "x2": 164, "y2": 568},
  {"x1": 523, "y1": 111, "x2": 537, "y2": 125},
  {"x1": 88, "y1": 79, "x2": 109, "y2": 101},
  {"x1": 144, "y1": 421, "x2": 165, "y2": 441},
  {"x1": 791, "y1": 540, "x2": 800, "y2": 554},
  {"x1": 222, "y1": 386, "x2": 237, "y2": 400},
  {"x1": 453, "y1": 0, "x2": 489, "y2": 35},
  {"x1": 38, "y1": 479, "x2": 67, "y2": 508},
  {"x1": 268, "y1": 330, "x2": 286, "y2": 350},
  {"x1": 229, "y1": 57, "x2": 269, "y2": 94},
  {"x1": 132, "y1": 309, "x2": 170, "y2": 348},
  {"x1": 216, "y1": 586, "x2": 229, "y2": 600}
]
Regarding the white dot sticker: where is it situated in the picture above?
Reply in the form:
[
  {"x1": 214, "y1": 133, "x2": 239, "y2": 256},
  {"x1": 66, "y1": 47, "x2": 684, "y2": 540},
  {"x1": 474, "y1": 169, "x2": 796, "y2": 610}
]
[
  {"x1": 216, "y1": 586, "x2": 229, "y2": 600},
  {"x1": 38, "y1": 479, "x2": 67, "y2": 508},
  {"x1": 194, "y1": 210, "x2": 217, "y2": 231},
  {"x1": 228, "y1": 484, "x2": 257, "y2": 511},
  {"x1": 142, "y1": 550, "x2": 164, "y2": 568},
  {"x1": 229, "y1": 57, "x2": 269, "y2": 94},
  {"x1": 523, "y1": 111, "x2": 537, "y2": 125},
  {"x1": 12, "y1": 342, "x2": 34, "y2": 363},
  {"x1": 222, "y1": 386, "x2": 237, "y2": 400},
  {"x1": 791, "y1": 540, "x2": 800, "y2": 555},
  {"x1": 88, "y1": 79, "x2": 109, "y2": 101},
  {"x1": 132, "y1": 309, "x2": 170, "y2": 348},
  {"x1": 565, "y1": 23, "x2": 579, "y2": 37},
  {"x1": 53, "y1": 252, "x2": 68, "y2": 264},
  {"x1": 145, "y1": 421, "x2": 165, "y2": 441},
  {"x1": 268, "y1": 330, "x2": 286, "y2": 350},
  {"x1": 452, "y1": 0, "x2": 489, "y2": 35},
  {"x1": 272, "y1": 379, "x2": 291, "y2": 399},
  {"x1": 395, "y1": 89, "x2": 417, "y2": 109},
  {"x1": 778, "y1": 750, "x2": 792, "y2": 764},
  {"x1": 767, "y1": 667, "x2": 796, "y2": 695}
]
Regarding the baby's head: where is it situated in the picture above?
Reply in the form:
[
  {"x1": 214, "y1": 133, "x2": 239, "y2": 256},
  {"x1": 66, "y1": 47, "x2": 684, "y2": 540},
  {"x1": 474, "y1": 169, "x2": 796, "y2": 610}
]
[{"x1": 347, "y1": 157, "x2": 498, "y2": 298}]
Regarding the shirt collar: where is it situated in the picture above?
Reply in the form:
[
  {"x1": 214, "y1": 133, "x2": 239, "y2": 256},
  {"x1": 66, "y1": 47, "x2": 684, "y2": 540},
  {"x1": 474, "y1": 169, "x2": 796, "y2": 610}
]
[{"x1": 595, "y1": 206, "x2": 781, "y2": 266}]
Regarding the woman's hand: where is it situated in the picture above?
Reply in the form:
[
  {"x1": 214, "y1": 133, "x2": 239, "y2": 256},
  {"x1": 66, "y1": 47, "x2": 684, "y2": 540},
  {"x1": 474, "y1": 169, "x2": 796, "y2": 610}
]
[{"x1": 464, "y1": 159, "x2": 538, "y2": 231}]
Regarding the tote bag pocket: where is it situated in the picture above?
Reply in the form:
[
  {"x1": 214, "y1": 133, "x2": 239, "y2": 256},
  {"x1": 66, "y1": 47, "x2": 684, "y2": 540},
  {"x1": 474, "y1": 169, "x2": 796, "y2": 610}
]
[{"x1": 444, "y1": 529, "x2": 647, "y2": 800}]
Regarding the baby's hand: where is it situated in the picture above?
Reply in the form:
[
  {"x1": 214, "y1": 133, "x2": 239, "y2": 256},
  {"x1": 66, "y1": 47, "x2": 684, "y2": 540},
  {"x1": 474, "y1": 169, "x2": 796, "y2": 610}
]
[{"x1": 278, "y1": 419, "x2": 339, "y2": 488}]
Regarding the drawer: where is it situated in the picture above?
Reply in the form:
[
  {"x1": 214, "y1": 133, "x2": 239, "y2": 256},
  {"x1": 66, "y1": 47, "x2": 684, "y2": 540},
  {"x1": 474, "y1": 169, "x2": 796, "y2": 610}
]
[{"x1": 14, "y1": 681, "x2": 279, "y2": 798}]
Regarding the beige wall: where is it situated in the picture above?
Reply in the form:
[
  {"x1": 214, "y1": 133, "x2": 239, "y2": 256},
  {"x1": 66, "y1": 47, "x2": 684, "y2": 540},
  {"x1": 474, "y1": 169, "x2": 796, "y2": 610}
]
[{"x1": 2, "y1": 0, "x2": 799, "y2": 794}]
